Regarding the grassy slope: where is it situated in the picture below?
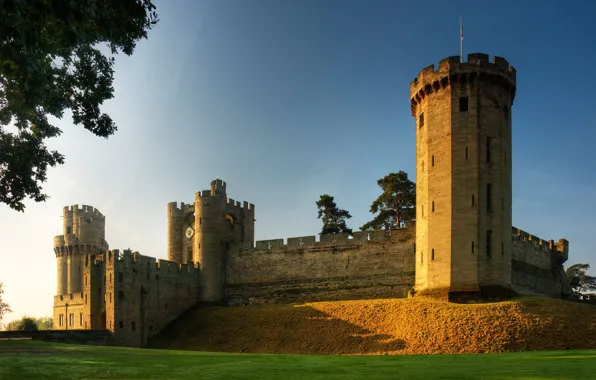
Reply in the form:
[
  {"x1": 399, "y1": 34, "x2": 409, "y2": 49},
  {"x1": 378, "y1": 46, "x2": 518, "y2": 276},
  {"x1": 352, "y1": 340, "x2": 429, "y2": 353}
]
[
  {"x1": 148, "y1": 297, "x2": 596, "y2": 355},
  {"x1": 1, "y1": 340, "x2": 596, "y2": 380}
]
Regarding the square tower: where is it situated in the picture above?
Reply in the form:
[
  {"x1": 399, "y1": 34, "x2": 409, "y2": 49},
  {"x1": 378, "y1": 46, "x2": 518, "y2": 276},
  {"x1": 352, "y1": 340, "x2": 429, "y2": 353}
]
[{"x1": 410, "y1": 54, "x2": 516, "y2": 300}]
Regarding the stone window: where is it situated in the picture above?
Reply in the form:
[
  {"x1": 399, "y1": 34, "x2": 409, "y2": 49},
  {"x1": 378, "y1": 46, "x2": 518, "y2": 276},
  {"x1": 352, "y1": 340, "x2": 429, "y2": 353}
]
[
  {"x1": 79, "y1": 313, "x2": 83, "y2": 326},
  {"x1": 119, "y1": 321, "x2": 123, "y2": 328},
  {"x1": 109, "y1": 292, "x2": 112, "y2": 303},
  {"x1": 465, "y1": 147, "x2": 469, "y2": 159},
  {"x1": 431, "y1": 201, "x2": 435, "y2": 212},
  {"x1": 59, "y1": 314, "x2": 64, "y2": 327},
  {"x1": 69, "y1": 313, "x2": 74, "y2": 326},
  {"x1": 431, "y1": 155, "x2": 435, "y2": 166},
  {"x1": 459, "y1": 97, "x2": 468, "y2": 112},
  {"x1": 471, "y1": 241, "x2": 475, "y2": 254},
  {"x1": 486, "y1": 137, "x2": 492, "y2": 163},
  {"x1": 420, "y1": 251, "x2": 423, "y2": 264},
  {"x1": 421, "y1": 205, "x2": 424, "y2": 218},
  {"x1": 431, "y1": 249, "x2": 435, "y2": 261},
  {"x1": 419, "y1": 113, "x2": 424, "y2": 128},
  {"x1": 472, "y1": 195, "x2": 475, "y2": 207},
  {"x1": 486, "y1": 230, "x2": 492, "y2": 257},
  {"x1": 486, "y1": 184, "x2": 492, "y2": 212}
]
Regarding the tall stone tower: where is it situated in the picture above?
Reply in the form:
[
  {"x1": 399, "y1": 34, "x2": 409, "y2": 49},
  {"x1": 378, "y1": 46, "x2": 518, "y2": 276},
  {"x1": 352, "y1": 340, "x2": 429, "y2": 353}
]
[
  {"x1": 53, "y1": 205, "x2": 109, "y2": 296},
  {"x1": 167, "y1": 179, "x2": 255, "y2": 304},
  {"x1": 410, "y1": 53, "x2": 516, "y2": 300}
]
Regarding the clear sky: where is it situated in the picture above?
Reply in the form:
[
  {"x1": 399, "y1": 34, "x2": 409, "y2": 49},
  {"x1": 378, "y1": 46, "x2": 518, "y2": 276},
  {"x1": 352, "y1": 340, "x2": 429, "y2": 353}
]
[{"x1": 1, "y1": 0, "x2": 595, "y2": 323}]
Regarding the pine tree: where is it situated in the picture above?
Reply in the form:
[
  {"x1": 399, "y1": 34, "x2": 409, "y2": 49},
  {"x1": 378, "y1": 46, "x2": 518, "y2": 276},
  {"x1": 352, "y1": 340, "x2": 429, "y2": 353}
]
[{"x1": 316, "y1": 194, "x2": 353, "y2": 235}]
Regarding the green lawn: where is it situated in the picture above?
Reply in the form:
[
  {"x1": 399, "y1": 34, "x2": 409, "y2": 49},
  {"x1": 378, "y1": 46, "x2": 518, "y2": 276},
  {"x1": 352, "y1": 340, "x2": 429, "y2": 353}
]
[{"x1": 0, "y1": 340, "x2": 595, "y2": 380}]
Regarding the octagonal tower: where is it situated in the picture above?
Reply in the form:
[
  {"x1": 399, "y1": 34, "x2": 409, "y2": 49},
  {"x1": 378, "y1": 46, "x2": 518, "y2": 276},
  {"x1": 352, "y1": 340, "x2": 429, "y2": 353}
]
[{"x1": 410, "y1": 53, "x2": 516, "y2": 300}]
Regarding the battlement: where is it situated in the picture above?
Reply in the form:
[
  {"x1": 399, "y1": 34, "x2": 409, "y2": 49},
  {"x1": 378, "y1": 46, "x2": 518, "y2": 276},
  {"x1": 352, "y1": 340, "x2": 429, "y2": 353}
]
[
  {"x1": 105, "y1": 249, "x2": 200, "y2": 273},
  {"x1": 511, "y1": 226, "x2": 569, "y2": 263},
  {"x1": 410, "y1": 53, "x2": 516, "y2": 116},
  {"x1": 64, "y1": 204, "x2": 105, "y2": 220},
  {"x1": 211, "y1": 178, "x2": 227, "y2": 197},
  {"x1": 239, "y1": 224, "x2": 415, "y2": 251}
]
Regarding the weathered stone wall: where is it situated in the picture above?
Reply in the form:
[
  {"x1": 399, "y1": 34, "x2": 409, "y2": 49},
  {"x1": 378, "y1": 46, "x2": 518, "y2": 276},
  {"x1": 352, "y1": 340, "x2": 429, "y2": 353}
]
[
  {"x1": 510, "y1": 227, "x2": 570, "y2": 298},
  {"x1": 225, "y1": 225, "x2": 416, "y2": 305},
  {"x1": 0, "y1": 330, "x2": 113, "y2": 346},
  {"x1": 105, "y1": 250, "x2": 201, "y2": 347}
]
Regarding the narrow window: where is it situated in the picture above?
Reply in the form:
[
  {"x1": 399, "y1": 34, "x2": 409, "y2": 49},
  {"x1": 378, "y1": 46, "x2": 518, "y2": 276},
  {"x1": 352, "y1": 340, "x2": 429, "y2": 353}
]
[
  {"x1": 486, "y1": 183, "x2": 492, "y2": 212},
  {"x1": 432, "y1": 201, "x2": 435, "y2": 212},
  {"x1": 66, "y1": 227, "x2": 72, "y2": 234},
  {"x1": 119, "y1": 321, "x2": 123, "y2": 328},
  {"x1": 459, "y1": 97, "x2": 469, "y2": 112},
  {"x1": 502, "y1": 242, "x2": 504, "y2": 256},
  {"x1": 420, "y1": 251, "x2": 424, "y2": 264},
  {"x1": 431, "y1": 155, "x2": 435, "y2": 166},
  {"x1": 486, "y1": 230, "x2": 492, "y2": 257},
  {"x1": 109, "y1": 292, "x2": 112, "y2": 303},
  {"x1": 465, "y1": 147, "x2": 469, "y2": 159},
  {"x1": 486, "y1": 137, "x2": 492, "y2": 163},
  {"x1": 85, "y1": 276, "x2": 88, "y2": 286},
  {"x1": 431, "y1": 249, "x2": 435, "y2": 261},
  {"x1": 80, "y1": 313, "x2": 83, "y2": 326},
  {"x1": 419, "y1": 113, "x2": 424, "y2": 128},
  {"x1": 109, "y1": 273, "x2": 112, "y2": 283},
  {"x1": 471, "y1": 241, "x2": 475, "y2": 254},
  {"x1": 472, "y1": 195, "x2": 475, "y2": 207},
  {"x1": 422, "y1": 205, "x2": 424, "y2": 218},
  {"x1": 131, "y1": 321, "x2": 136, "y2": 332}
]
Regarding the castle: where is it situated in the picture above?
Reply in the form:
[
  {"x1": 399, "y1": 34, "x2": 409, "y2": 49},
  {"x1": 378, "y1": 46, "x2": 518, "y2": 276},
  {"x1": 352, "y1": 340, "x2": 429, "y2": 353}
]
[{"x1": 52, "y1": 53, "x2": 571, "y2": 347}]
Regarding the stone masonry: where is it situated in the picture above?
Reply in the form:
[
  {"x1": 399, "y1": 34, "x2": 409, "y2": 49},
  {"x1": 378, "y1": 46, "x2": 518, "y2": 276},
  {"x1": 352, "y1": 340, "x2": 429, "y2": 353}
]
[{"x1": 52, "y1": 53, "x2": 572, "y2": 347}]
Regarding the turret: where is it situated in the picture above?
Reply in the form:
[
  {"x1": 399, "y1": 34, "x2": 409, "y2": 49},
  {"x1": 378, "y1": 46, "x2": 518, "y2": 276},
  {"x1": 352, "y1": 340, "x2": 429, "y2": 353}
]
[
  {"x1": 411, "y1": 54, "x2": 516, "y2": 300},
  {"x1": 53, "y1": 205, "x2": 109, "y2": 296}
]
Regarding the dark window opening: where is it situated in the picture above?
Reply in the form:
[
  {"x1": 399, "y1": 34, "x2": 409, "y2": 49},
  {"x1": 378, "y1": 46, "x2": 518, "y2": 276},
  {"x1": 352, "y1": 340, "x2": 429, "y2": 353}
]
[
  {"x1": 431, "y1": 155, "x2": 435, "y2": 166},
  {"x1": 502, "y1": 242, "x2": 504, "y2": 256},
  {"x1": 465, "y1": 147, "x2": 469, "y2": 159},
  {"x1": 421, "y1": 251, "x2": 424, "y2": 264},
  {"x1": 472, "y1": 194, "x2": 475, "y2": 207},
  {"x1": 460, "y1": 97, "x2": 469, "y2": 112},
  {"x1": 66, "y1": 227, "x2": 72, "y2": 234},
  {"x1": 472, "y1": 241, "x2": 475, "y2": 254},
  {"x1": 486, "y1": 183, "x2": 492, "y2": 212},
  {"x1": 119, "y1": 321, "x2": 123, "y2": 328},
  {"x1": 486, "y1": 137, "x2": 492, "y2": 163},
  {"x1": 419, "y1": 113, "x2": 424, "y2": 128},
  {"x1": 486, "y1": 230, "x2": 492, "y2": 257},
  {"x1": 431, "y1": 249, "x2": 435, "y2": 261},
  {"x1": 431, "y1": 201, "x2": 435, "y2": 212}
]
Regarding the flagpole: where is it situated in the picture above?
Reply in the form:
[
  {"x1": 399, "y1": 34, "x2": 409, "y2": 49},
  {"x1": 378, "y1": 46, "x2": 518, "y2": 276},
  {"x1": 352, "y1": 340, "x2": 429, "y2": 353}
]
[{"x1": 460, "y1": 17, "x2": 463, "y2": 62}]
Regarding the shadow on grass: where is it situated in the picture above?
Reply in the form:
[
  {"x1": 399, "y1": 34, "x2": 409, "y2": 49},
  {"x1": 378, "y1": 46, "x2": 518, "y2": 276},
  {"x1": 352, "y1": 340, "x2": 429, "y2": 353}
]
[{"x1": 147, "y1": 303, "x2": 405, "y2": 355}]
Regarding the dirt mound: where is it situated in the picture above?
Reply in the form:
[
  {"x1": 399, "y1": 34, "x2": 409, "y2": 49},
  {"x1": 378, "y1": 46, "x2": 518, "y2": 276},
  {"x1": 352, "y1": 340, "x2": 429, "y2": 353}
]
[{"x1": 147, "y1": 297, "x2": 596, "y2": 355}]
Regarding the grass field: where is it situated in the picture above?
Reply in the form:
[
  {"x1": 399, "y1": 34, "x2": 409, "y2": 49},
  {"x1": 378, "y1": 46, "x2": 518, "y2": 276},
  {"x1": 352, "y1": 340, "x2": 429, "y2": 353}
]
[{"x1": 1, "y1": 340, "x2": 595, "y2": 380}]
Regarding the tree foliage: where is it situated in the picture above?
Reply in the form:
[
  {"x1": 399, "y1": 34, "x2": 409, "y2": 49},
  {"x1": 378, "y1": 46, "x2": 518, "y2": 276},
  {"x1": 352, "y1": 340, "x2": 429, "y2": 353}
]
[
  {"x1": 316, "y1": 194, "x2": 353, "y2": 235},
  {"x1": 5, "y1": 315, "x2": 52, "y2": 331},
  {"x1": 361, "y1": 171, "x2": 416, "y2": 231},
  {"x1": 0, "y1": 0, "x2": 159, "y2": 211},
  {"x1": 0, "y1": 282, "x2": 11, "y2": 323},
  {"x1": 566, "y1": 263, "x2": 596, "y2": 295},
  {"x1": 36, "y1": 316, "x2": 53, "y2": 330}
]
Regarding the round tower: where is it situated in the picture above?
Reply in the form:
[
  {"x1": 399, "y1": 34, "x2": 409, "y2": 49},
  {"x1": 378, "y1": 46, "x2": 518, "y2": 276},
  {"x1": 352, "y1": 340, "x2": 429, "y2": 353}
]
[
  {"x1": 193, "y1": 179, "x2": 230, "y2": 304},
  {"x1": 167, "y1": 202, "x2": 184, "y2": 263},
  {"x1": 53, "y1": 205, "x2": 109, "y2": 295},
  {"x1": 410, "y1": 53, "x2": 516, "y2": 300}
]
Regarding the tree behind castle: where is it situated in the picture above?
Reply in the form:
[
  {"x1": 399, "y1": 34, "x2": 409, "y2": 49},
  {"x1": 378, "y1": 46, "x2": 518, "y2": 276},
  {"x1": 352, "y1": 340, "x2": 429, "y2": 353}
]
[
  {"x1": 361, "y1": 171, "x2": 416, "y2": 231},
  {"x1": 316, "y1": 194, "x2": 353, "y2": 235}
]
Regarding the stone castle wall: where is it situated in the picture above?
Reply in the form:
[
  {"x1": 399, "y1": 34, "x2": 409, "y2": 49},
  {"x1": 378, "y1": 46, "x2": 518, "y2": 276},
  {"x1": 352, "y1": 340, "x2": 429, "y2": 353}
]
[
  {"x1": 225, "y1": 225, "x2": 415, "y2": 305},
  {"x1": 224, "y1": 224, "x2": 568, "y2": 305},
  {"x1": 104, "y1": 250, "x2": 201, "y2": 347}
]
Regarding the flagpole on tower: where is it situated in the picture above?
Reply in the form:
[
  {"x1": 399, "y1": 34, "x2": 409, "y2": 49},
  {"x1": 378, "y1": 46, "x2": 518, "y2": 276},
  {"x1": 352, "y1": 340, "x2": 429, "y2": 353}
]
[{"x1": 460, "y1": 17, "x2": 464, "y2": 62}]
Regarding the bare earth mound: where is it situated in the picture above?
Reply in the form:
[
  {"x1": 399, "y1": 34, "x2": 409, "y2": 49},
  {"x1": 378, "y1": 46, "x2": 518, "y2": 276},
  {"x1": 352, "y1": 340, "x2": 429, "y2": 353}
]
[{"x1": 148, "y1": 298, "x2": 596, "y2": 355}]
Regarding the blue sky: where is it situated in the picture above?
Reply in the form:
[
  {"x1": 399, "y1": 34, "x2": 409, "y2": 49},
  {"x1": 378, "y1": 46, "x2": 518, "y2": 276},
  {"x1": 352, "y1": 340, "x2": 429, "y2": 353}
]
[{"x1": 1, "y1": 0, "x2": 595, "y2": 322}]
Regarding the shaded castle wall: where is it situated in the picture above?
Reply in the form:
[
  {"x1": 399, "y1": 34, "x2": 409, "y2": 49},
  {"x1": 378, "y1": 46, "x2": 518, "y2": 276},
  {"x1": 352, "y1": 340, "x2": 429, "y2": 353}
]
[
  {"x1": 225, "y1": 225, "x2": 416, "y2": 305},
  {"x1": 510, "y1": 227, "x2": 570, "y2": 298},
  {"x1": 104, "y1": 250, "x2": 201, "y2": 347}
]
